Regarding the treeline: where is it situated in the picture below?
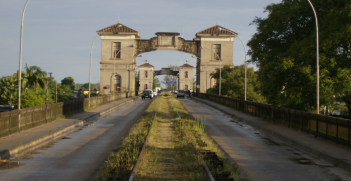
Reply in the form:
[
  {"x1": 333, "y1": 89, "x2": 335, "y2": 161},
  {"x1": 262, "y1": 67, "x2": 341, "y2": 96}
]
[
  {"x1": 0, "y1": 64, "x2": 97, "y2": 109},
  {"x1": 210, "y1": 0, "x2": 351, "y2": 116}
]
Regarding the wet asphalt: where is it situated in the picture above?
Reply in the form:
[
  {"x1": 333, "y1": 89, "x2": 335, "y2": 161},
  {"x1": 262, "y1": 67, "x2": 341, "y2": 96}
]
[
  {"x1": 0, "y1": 98, "x2": 151, "y2": 181},
  {"x1": 178, "y1": 96, "x2": 351, "y2": 181}
]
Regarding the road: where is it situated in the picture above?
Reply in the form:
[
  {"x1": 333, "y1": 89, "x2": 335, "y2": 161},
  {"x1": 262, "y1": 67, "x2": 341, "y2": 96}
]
[
  {"x1": 178, "y1": 97, "x2": 349, "y2": 181},
  {"x1": 0, "y1": 99, "x2": 152, "y2": 181}
]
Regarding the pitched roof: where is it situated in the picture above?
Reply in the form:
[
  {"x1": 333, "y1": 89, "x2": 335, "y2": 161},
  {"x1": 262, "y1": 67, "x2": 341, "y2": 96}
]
[
  {"x1": 138, "y1": 63, "x2": 155, "y2": 68},
  {"x1": 196, "y1": 25, "x2": 238, "y2": 37},
  {"x1": 96, "y1": 23, "x2": 139, "y2": 35},
  {"x1": 178, "y1": 63, "x2": 195, "y2": 68}
]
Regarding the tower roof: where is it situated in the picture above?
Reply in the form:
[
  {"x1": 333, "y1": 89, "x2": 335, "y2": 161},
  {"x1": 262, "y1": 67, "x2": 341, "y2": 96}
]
[
  {"x1": 138, "y1": 63, "x2": 155, "y2": 68},
  {"x1": 178, "y1": 63, "x2": 195, "y2": 69},
  {"x1": 196, "y1": 25, "x2": 238, "y2": 37},
  {"x1": 96, "y1": 23, "x2": 139, "y2": 36}
]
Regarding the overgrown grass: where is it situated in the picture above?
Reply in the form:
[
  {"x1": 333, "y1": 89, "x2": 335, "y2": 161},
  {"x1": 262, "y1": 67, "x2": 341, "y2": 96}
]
[
  {"x1": 168, "y1": 94, "x2": 249, "y2": 181},
  {"x1": 97, "y1": 96, "x2": 161, "y2": 181},
  {"x1": 134, "y1": 93, "x2": 207, "y2": 180},
  {"x1": 97, "y1": 92, "x2": 248, "y2": 181}
]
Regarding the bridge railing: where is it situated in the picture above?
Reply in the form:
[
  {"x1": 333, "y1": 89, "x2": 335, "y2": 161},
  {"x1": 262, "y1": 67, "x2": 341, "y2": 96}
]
[
  {"x1": 0, "y1": 91, "x2": 134, "y2": 137},
  {"x1": 197, "y1": 93, "x2": 351, "y2": 147}
]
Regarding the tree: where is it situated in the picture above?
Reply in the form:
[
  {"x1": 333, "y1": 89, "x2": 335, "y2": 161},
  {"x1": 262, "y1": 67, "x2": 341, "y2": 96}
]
[
  {"x1": 208, "y1": 65, "x2": 266, "y2": 103},
  {"x1": 247, "y1": 0, "x2": 351, "y2": 114},
  {"x1": 153, "y1": 77, "x2": 161, "y2": 89},
  {"x1": 57, "y1": 84, "x2": 75, "y2": 102},
  {"x1": 0, "y1": 75, "x2": 17, "y2": 106},
  {"x1": 24, "y1": 64, "x2": 47, "y2": 89},
  {"x1": 61, "y1": 77, "x2": 76, "y2": 91}
]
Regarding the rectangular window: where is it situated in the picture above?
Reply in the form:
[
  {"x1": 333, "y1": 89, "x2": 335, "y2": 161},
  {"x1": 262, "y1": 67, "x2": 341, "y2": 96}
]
[
  {"x1": 113, "y1": 42, "x2": 121, "y2": 58},
  {"x1": 213, "y1": 44, "x2": 221, "y2": 60}
]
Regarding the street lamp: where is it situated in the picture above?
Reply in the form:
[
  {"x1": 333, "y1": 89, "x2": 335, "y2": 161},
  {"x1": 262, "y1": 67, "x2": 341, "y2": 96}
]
[
  {"x1": 306, "y1": 0, "x2": 320, "y2": 114},
  {"x1": 126, "y1": 54, "x2": 143, "y2": 93},
  {"x1": 18, "y1": 0, "x2": 30, "y2": 112},
  {"x1": 235, "y1": 35, "x2": 247, "y2": 101},
  {"x1": 200, "y1": 46, "x2": 221, "y2": 95},
  {"x1": 191, "y1": 55, "x2": 208, "y2": 92}
]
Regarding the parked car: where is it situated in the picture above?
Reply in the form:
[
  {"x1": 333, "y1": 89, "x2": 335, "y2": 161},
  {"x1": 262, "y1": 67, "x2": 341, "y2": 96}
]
[
  {"x1": 174, "y1": 90, "x2": 178, "y2": 94},
  {"x1": 177, "y1": 90, "x2": 185, "y2": 98},
  {"x1": 142, "y1": 89, "x2": 154, "y2": 99}
]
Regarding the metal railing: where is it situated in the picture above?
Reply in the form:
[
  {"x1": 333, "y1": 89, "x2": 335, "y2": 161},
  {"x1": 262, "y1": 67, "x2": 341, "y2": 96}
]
[
  {"x1": 0, "y1": 91, "x2": 134, "y2": 137},
  {"x1": 197, "y1": 93, "x2": 351, "y2": 147}
]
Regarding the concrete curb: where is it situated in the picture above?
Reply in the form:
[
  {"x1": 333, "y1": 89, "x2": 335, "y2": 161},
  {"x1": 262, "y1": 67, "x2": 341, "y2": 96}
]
[
  {"x1": 0, "y1": 97, "x2": 139, "y2": 160},
  {"x1": 191, "y1": 97, "x2": 351, "y2": 173}
]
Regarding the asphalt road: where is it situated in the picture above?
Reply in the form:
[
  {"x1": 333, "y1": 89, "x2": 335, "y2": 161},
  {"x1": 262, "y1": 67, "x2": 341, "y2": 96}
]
[
  {"x1": 178, "y1": 97, "x2": 349, "y2": 181},
  {"x1": 0, "y1": 99, "x2": 152, "y2": 181}
]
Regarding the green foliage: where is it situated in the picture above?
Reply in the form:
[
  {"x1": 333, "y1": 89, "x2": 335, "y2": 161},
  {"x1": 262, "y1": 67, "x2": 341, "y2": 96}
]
[
  {"x1": 208, "y1": 65, "x2": 266, "y2": 103},
  {"x1": 153, "y1": 77, "x2": 161, "y2": 88},
  {"x1": 247, "y1": 0, "x2": 351, "y2": 113},
  {"x1": 0, "y1": 75, "x2": 17, "y2": 106},
  {"x1": 57, "y1": 84, "x2": 74, "y2": 102},
  {"x1": 61, "y1": 77, "x2": 76, "y2": 91},
  {"x1": 24, "y1": 64, "x2": 47, "y2": 89},
  {"x1": 21, "y1": 88, "x2": 47, "y2": 108}
]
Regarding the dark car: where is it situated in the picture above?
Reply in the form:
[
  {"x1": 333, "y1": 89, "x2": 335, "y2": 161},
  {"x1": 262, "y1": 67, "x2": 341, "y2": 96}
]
[
  {"x1": 142, "y1": 89, "x2": 154, "y2": 99},
  {"x1": 177, "y1": 90, "x2": 185, "y2": 98}
]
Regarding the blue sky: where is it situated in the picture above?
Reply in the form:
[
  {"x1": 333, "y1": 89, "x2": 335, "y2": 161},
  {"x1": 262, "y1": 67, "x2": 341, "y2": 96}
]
[{"x1": 0, "y1": 0, "x2": 282, "y2": 85}]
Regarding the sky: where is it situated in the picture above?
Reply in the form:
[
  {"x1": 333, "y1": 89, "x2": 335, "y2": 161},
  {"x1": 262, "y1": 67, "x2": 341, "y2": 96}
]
[{"x1": 0, "y1": 0, "x2": 282, "y2": 86}]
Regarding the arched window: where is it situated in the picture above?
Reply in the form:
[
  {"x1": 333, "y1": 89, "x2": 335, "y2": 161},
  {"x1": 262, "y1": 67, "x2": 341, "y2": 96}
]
[
  {"x1": 144, "y1": 84, "x2": 148, "y2": 90},
  {"x1": 145, "y1": 70, "x2": 148, "y2": 78},
  {"x1": 185, "y1": 71, "x2": 188, "y2": 78},
  {"x1": 185, "y1": 85, "x2": 188, "y2": 91},
  {"x1": 115, "y1": 75, "x2": 121, "y2": 91}
]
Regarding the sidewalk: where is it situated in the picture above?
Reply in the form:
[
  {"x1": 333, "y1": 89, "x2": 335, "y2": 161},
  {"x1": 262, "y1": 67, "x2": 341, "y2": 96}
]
[
  {"x1": 0, "y1": 97, "x2": 139, "y2": 160},
  {"x1": 191, "y1": 97, "x2": 351, "y2": 173}
]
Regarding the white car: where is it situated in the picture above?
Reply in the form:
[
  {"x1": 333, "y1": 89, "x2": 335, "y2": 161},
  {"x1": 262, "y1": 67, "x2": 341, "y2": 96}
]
[{"x1": 153, "y1": 89, "x2": 157, "y2": 97}]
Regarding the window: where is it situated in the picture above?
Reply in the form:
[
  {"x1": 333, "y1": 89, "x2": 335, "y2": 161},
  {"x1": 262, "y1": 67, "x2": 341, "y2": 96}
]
[
  {"x1": 213, "y1": 44, "x2": 221, "y2": 60},
  {"x1": 115, "y1": 75, "x2": 121, "y2": 91},
  {"x1": 145, "y1": 70, "x2": 148, "y2": 78},
  {"x1": 185, "y1": 85, "x2": 188, "y2": 91},
  {"x1": 185, "y1": 71, "x2": 188, "y2": 78},
  {"x1": 113, "y1": 42, "x2": 121, "y2": 58},
  {"x1": 144, "y1": 84, "x2": 148, "y2": 90}
]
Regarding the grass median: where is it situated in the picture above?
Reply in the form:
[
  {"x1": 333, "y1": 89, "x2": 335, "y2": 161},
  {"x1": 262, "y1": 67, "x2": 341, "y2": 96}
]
[{"x1": 97, "y1": 92, "x2": 248, "y2": 181}]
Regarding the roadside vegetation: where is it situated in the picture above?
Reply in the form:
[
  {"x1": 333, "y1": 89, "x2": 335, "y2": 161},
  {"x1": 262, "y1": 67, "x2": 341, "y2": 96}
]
[{"x1": 98, "y1": 92, "x2": 248, "y2": 181}]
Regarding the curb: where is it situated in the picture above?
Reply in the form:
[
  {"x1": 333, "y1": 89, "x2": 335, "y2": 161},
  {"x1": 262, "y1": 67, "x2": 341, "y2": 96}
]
[
  {"x1": 0, "y1": 97, "x2": 138, "y2": 160},
  {"x1": 191, "y1": 97, "x2": 351, "y2": 173}
]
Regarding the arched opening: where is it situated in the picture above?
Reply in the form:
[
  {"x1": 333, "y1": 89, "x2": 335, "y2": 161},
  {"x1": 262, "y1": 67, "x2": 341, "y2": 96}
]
[{"x1": 114, "y1": 75, "x2": 121, "y2": 91}]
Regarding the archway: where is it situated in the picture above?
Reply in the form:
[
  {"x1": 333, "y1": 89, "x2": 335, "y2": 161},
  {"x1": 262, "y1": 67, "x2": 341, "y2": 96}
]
[{"x1": 97, "y1": 23, "x2": 238, "y2": 95}]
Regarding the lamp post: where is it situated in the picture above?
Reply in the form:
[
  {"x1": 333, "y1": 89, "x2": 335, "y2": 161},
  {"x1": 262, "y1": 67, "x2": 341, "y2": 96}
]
[
  {"x1": 126, "y1": 54, "x2": 143, "y2": 94},
  {"x1": 111, "y1": 44, "x2": 135, "y2": 93},
  {"x1": 306, "y1": 0, "x2": 319, "y2": 114},
  {"x1": 235, "y1": 35, "x2": 247, "y2": 101},
  {"x1": 18, "y1": 0, "x2": 30, "y2": 112},
  {"x1": 200, "y1": 46, "x2": 221, "y2": 95},
  {"x1": 191, "y1": 55, "x2": 208, "y2": 93}
]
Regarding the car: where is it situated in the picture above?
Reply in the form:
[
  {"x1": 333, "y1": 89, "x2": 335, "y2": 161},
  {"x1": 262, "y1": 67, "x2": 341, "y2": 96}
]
[
  {"x1": 142, "y1": 89, "x2": 154, "y2": 99},
  {"x1": 174, "y1": 90, "x2": 178, "y2": 94},
  {"x1": 177, "y1": 90, "x2": 185, "y2": 98}
]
